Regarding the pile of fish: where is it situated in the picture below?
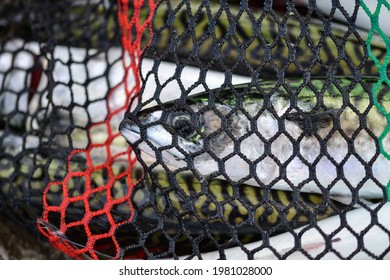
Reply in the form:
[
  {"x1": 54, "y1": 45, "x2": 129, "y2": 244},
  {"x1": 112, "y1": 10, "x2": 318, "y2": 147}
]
[{"x1": 0, "y1": 0, "x2": 389, "y2": 259}]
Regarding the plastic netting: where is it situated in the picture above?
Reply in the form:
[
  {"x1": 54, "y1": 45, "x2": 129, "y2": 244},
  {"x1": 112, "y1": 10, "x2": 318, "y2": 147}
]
[
  {"x1": 0, "y1": 0, "x2": 389, "y2": 260},
  {"x1": 360, "y1": 0, "x2": 390, "y2": 199}
]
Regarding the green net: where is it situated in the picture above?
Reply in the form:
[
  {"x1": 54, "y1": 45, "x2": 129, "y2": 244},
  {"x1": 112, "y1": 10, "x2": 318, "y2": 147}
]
[{"x1": 360, "y1": 0, "x2": 390, "y2": 201}]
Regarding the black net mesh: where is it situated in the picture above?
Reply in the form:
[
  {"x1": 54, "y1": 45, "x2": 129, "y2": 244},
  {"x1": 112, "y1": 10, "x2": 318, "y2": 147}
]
[
  {"x1": 0, "y1": 0, "x2": 389, "y2": 260},
  {"x1": 1, "y1": 0, "x2": 122, "y2": 217}
]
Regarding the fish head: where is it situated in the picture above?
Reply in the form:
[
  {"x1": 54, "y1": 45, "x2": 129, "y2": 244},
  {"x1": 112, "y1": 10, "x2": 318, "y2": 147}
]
[
  {"x1": 119, "y1": 87, "x2": 253, "y2": 168},
  {"x1": 120, "y1": 103, "x2": 204, "y2": 166}
]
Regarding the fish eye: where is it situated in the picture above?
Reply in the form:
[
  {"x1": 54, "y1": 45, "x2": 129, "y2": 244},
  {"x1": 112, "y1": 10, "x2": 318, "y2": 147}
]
[
  {"x1": 172, "y1": 114, "x2": 196, "y2": 139},
  {"x1": 168, "y1": 111, "x2": 202, "y2": 141}
]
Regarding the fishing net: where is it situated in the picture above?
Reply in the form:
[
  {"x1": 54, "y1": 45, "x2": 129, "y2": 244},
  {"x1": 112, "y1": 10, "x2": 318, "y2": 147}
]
[{"x1": 0, "y1": 0, "x2": 389, "y2": 260}]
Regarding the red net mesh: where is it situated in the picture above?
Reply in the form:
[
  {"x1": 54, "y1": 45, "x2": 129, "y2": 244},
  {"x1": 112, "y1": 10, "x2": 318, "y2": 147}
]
[{"x1": 37, "y1": 0, "x2": 157, "y2": 260}]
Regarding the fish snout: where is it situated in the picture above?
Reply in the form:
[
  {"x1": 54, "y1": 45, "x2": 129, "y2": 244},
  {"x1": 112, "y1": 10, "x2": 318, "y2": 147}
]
[
  {"x1": 119, "y1": 116, "x2": 142, "y2": 145},
  {"x1": 119, "y1": 115, "x2": 138, "y2": 134}
]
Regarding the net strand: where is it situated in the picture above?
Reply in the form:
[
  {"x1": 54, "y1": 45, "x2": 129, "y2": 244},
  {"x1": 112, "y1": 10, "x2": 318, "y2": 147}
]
[
  {"x1": 359, "y1": 0, "x2": 390, "y2": 201},
  {"x1": 36, "y1": 0, "x2": 157, "y2": 259}
]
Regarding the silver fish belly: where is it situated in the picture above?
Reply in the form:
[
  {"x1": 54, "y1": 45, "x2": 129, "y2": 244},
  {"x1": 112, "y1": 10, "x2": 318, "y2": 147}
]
[{"x1": 120, "y1": 77, "x2": 390, "y2": 200}]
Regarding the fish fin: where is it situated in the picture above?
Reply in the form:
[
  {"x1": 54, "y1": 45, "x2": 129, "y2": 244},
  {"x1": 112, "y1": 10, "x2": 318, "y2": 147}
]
[{"x1": 285, "y1": 108, "x2": 343, "y2": 136}]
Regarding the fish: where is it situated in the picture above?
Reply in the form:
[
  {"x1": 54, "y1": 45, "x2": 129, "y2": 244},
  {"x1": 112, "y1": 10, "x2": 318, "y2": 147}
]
[
  {"x1": 147, "y1": 0, "x2": 387, "y2": 78},
  {"x1": 186, "y1": 202, "x2": 390, "y2": 260},
  {"x1": 0, "y1": 0, "x2": 386, "y2": 78},
  {"x1": 120, "y1": 77, "x2": 390, "y2": 200}
]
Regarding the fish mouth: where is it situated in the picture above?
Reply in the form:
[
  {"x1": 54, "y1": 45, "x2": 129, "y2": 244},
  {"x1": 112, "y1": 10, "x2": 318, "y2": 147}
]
[
  {"x1": 119, "y1": 118, "x2": 142, "y2": 144},
  {"x1": 120, "y1": 117, "x2": 186, "y2": 163}
]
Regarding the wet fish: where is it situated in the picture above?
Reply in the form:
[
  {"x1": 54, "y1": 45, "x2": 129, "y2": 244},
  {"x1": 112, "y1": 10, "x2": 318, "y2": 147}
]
[
  {"x1": 189, "y1": 202, "x2": 390, "y2": 260},
  {"x1": 0, "y1": 0, "x2": 387, "y2": 78},
  {"x1": 120, "y1": 77, "x2": 390, "y2": 200}
]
